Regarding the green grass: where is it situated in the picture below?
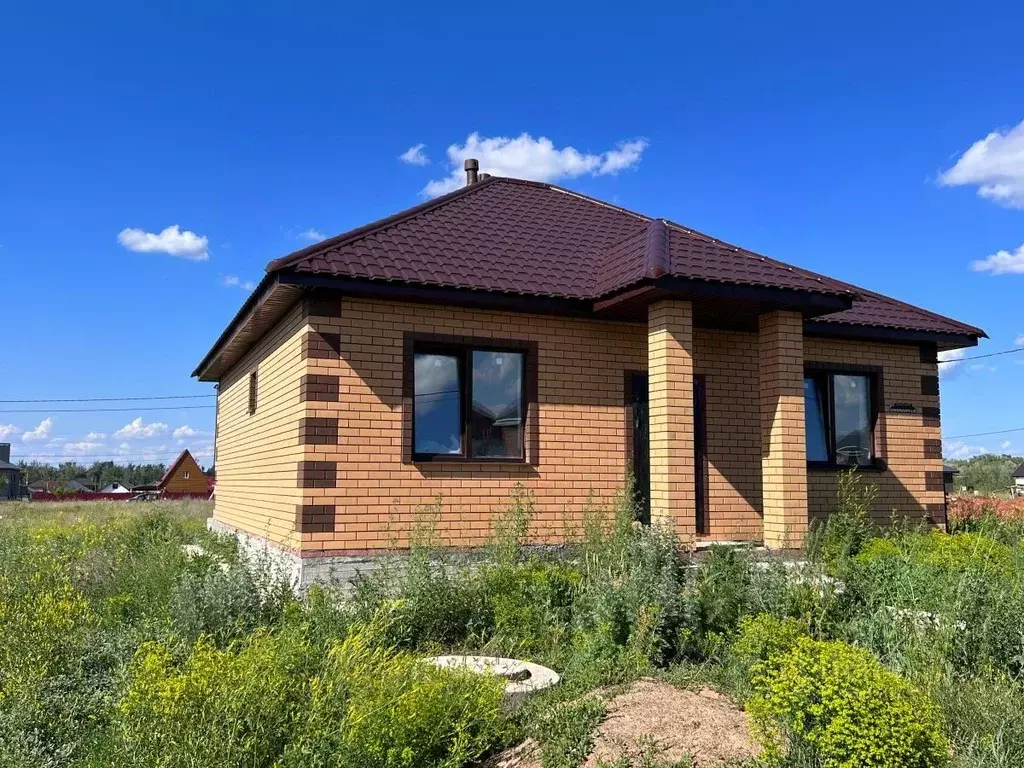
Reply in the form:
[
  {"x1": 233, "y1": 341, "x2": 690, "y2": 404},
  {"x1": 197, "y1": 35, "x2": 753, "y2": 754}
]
[{"x1": 2, "y1": 481, "x2": 1024, "y2": 767}]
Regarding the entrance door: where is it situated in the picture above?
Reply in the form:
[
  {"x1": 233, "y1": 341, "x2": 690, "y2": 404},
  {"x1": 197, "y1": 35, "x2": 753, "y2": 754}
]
[
  {"x1": 630, "y1": 372, "x2": 651, "y2": 525},
  {"x1": 630, "y1": 372, "x2": 707, "y2": 532}
]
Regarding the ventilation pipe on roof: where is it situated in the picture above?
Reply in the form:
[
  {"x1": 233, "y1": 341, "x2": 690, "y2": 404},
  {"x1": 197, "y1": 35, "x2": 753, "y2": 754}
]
[{"x1": 465, "y1": 158, "x2": 479, "y2": 186}]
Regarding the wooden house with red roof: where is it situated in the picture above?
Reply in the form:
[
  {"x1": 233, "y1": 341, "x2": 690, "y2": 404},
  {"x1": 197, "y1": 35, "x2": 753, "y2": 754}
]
[{"x1": 135, "y1": 449, "x2": 209, "y2": 496}]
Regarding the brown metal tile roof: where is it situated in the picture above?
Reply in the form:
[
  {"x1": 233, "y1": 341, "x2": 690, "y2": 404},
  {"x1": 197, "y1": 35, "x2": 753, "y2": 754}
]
[{"x1": 266, "y1": 175, "x2": 981, "y2": 339}]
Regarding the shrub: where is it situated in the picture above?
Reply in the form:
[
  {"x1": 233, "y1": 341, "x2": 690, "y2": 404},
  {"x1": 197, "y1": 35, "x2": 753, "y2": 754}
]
[
  {"x1": 570, "y1": 518, "x2": 687, "y2": 685},
  {"x1": 748, "y1": 637, "x2": 948, "y2": 768},
  {"x1": 477, "y1": 558, "x2": 579, "y2": 656},
  {"x1": 101, "y1": 631, "x2": 315, "y2": 767},
  {"x1": 730, "y1": 614, "x2": 806, "y2": 669},
  {"x1": 678, "y1": 545, "x2": 752, "y2": 658},
  {"x1": 529, "y1": 695, "x2": 606, "y2": 768},
  {"x1": 282, "y1": 629, "x2": 508, "y2": 768},
  {"x1": 807, "y1": 470, "x2": 877, "y2": 566}
]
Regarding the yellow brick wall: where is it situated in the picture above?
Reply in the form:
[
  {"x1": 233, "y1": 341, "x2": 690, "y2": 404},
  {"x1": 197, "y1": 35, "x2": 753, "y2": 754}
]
[
  {"x1": 692, "y1": 330, "x2": 763, "y2": 540},
  {"x1": 211, "y1": 294, "x2": 947, "y2": 553},
  {"x1": 302, "y1": 297, "x2": 646, "y2": 552},
  {"x1": 647, "y1": 300, "x2": 695, "y2": 538},
  {"x1": 213, "y1": 302, "x2": 310, "y2": 550},
  {"x1": 804, "y1": 337, "x2": 945, "y2": 525},
  {"x1": 759, "y1": 311, "x2": 809, "y2": 548}
]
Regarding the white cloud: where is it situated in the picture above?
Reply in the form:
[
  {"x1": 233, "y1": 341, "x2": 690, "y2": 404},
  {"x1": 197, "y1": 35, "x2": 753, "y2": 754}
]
[
  {"x1": 0, "y1": 424, "x2": 18, "y2": 440},
  {"x1": 297, "y1": 228, "x2": 325, "y2": 242},
  {"x1": 220, "y1": 274, "x2": 257, "y2": 291},
  {"x1": 173, "y1": 425, "x2": 199, "y2": 440},
  {"x1": 938, "y1": 348, "x2": 967, "y2": 377},
  {"x1": 399, "y1": 143, "x2": 430, "y2": 166},
  {"x1": 1002, "y1": 440, "x2": 1013, "y2": 450},
  {"x1": 85, "y1": 431, "x2": 106, "y2": 440},
  {"x1": 970, "y1": 243, "x2": 1024, "y2": 275},
  {"x1": 939, "y1": 119, "x2": 1024, "y2": 208},
  {"x1": 114, "y1": 417, "x2": 168, "y2": 439},
  {"x1": 423, "y1": 133, "x2": 649, "y2": 197},
  {"x1": 63, "y1": 441, "x2": 104, "y2": 456},
  {"x1": 191, "y1": 442, "x2": 214, "y2": 461},
  {"x1": 22, "y1": 417, "x2": 53, "y2": 442},
  {"x1": 1016, "y1": 334, "x2": 1024, "y2": 346},
  {"x1": 943, "y1": 439, "x2": 988, "y2": 460},
  {"x1": 118, "y1": 225, "x2": 210, "y2": 261}
]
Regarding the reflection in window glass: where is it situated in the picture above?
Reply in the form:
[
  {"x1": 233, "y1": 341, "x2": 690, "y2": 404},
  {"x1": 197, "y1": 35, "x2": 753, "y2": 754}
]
[
  {"x1": 833, "y1": 375, "x2": 873, "y2": 466},
  {"x1": 470, "y1": 351, "x2": 523, "y2": 458},
  {"x1": 414, "y1": 353, "x2": 462, "y2": 455},
  {"x1": 804, "y1": 378, "x2": 829, "y2": 462}
]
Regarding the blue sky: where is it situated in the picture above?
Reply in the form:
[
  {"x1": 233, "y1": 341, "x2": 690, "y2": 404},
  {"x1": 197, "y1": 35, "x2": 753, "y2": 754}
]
[{"x1": 2, "y1": 1, "x2": 1023, "y2": 466}]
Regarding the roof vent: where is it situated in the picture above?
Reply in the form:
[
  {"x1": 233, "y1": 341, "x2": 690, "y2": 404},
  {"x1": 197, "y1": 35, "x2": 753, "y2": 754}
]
[
  {"x1": 465, "y1": 158, "x2": 479, "y2": 186},
  {"x1": 479, "y1": 172, "x2": 491, "y2": 180}
]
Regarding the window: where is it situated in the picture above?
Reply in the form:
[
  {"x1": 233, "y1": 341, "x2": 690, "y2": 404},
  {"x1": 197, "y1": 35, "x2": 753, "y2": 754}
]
[
  {"x1": 412, "y1": 342, "x2": 526, "y2": 461},
  {"x1": 804, "y1": 370, "x2": 876, "y2": 468},
  {"x1": 248, "y1": 370, "x2": 258, "y2": 415},
  {"x1": 183, "y1": 471, "x2": 190, "y2": 479}
]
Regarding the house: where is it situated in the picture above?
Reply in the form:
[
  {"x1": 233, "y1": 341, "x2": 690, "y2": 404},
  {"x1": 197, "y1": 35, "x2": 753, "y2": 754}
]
[
  {"x1": 192, "y1": 164, "x2": 985, "y2": 586},
  {"x1": 134, "y1": 449, "x2": 210, "y2": 496},
  {"x1": 28, "y1": 479, "x2": 92, "y2": 495},
  {"x1": 1013, "y1": 462, "x2": 1024, "y2": 498},
  {"x1": 100, "y1": 482, "x2": 133, "y2": 494},
  {"x1": 0, "y1": 443, "x2": 21, "y2": 501}
]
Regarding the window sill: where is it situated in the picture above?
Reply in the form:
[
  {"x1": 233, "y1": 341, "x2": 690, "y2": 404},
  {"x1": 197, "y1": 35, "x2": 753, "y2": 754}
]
[
  {"x1": 412, "y1": 454, "x2": 530, "y2": 466},
  {"x1": 808, "y1": 460, "x2": 887, "y2": 473}
]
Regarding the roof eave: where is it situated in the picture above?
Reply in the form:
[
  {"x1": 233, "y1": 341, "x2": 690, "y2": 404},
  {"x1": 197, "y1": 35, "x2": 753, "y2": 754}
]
[
  {"x1": 192, "y1": 273, "x2": 305, "y2": 382},
  {"x1": 804, "y1": 320, "x2": 983, "y2": 349}
]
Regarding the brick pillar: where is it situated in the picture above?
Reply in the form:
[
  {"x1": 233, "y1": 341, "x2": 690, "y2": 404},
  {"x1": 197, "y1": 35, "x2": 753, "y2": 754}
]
[
  {"x1": 648, "y1": 300, "x2": 695, "y2": 538},
  {"x1": 759, "y1": 310, "x2": 808, "y2": 548}
]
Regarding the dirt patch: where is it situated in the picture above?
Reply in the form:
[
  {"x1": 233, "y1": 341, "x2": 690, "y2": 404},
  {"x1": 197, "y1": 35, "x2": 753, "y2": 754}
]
[
  {"x1": 486, "y1": 679, "x2": 758, "y2": 768},
  {"x1": 585, "y1": 679, "x2": 758, "y2": 766}
]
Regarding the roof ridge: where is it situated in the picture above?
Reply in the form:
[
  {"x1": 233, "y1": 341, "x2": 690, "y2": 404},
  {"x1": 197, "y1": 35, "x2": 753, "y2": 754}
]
[
  {"x1": 158, "y1": 449, "x2": 191, "y2": 487},
  {"x1": 266, "y1": 176, "x2": 503, "y2": 273},
  {"x1": 644, "y1": 219, "x2": 670, "y2": 278}
]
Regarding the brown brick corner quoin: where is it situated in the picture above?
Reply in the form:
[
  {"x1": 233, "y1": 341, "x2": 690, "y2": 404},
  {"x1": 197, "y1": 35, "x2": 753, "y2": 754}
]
[{"x1": 193, "y1": 173, "x2": 985, "y2": 586}]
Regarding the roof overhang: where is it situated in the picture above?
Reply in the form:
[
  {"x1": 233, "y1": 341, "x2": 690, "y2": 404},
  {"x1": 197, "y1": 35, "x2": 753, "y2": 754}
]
[
  {"x1": 804, "y1": 320, "x2": 982, "y2": 351},
  {"x1": 192, "y1": 273, "x2": 305, "y2": 381}
]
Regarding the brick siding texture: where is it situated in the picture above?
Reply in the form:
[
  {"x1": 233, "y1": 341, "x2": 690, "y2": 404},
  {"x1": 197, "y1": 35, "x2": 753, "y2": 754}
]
[
  {"x1": 213, "y1": 302, "x2": 310, "y2": 549},
  {"x1": 647, "y1": 300, "x2": 696, "y2": 538},
  {"x1": 296, "y1": 296, "x2": 646, "y2": 552},
  {"x1": 758, "y1": 311, "x2": 809, "y2": 548},
  {"x1": 803, "y1": 337, "x2": 945, "y2": 526},
  {"x1": 211, "y1": 295, "x2": 948, "y2": 554}
]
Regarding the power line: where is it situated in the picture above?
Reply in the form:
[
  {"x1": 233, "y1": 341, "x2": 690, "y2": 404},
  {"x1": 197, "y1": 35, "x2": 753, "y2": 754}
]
[
  {"x1": 0, "y1": 394, "x2": 214, "y2": 404},
  {"x1": 0, "y1": 405, "x2": 215, "y2": 414},
  {"x1": 941, "y1": 347, "x2": 1024, "y2": 363},
  {"x1": 944, "y1": 426, "x2": 1024, "y2": 440}
]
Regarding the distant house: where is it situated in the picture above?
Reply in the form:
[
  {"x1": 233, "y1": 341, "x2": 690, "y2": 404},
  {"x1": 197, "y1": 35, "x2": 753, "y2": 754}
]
[
  {"x1": 0, "y1": 443, "x2": 21, "y2": 501},
  {"x1": 1013, "y1": 462, "x2": 1024, "y2": 498},
  {"x1": 100, "y1": 482, "x2": 133, "y2": 494},
  {"x1": 134, "y1": 450, "x2": 210, "y2": 496},
  {"x1": 28, "y1": 479, "x2": 92, "y2": 494}
]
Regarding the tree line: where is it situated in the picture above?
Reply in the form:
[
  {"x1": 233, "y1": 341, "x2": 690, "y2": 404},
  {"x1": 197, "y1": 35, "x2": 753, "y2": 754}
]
[
  {"x1": 947, "y1": 453, "x2": 1024, "y2": 495},
  {"x1": 16, "y1": 460, "x2": 213, "y2": 490}
]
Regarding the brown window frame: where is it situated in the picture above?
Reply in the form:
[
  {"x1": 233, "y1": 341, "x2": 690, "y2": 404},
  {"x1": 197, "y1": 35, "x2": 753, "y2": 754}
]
[
  {"x1": 804, "y1": 362, "x2": 884, "y2": 472},
  {"x1": 403, "y1": 333, "x2": 537, "y2": 464},
  {"x1": 248, "y1": 369, "x2": 258, "y2": 416}
]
